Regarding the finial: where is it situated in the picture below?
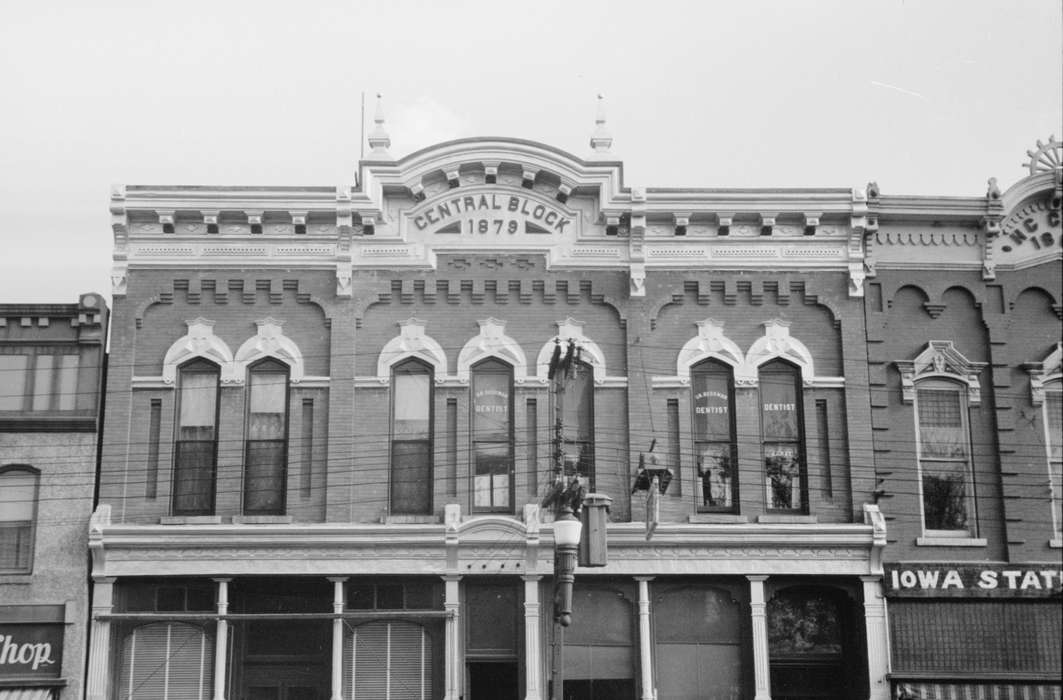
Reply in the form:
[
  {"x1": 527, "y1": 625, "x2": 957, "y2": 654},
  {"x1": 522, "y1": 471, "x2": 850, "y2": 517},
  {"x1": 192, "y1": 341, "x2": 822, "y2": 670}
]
[
  {"x1": 588, "y1": 93, "x2": 613, "y2": 158},
  {"x1": 986, "y1": 177, "x2": 1001, "y2": 200},
  {"x1": 367, "y1": 92, "x2": 392, "y2": 159}
]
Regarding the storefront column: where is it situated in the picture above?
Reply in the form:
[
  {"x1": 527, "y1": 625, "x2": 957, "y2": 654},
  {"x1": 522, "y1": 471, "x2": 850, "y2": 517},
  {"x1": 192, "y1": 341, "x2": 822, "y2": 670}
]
[
  {"x1": 861, "y1": 575, "x2": 891, "y2": 700},
  {"x1": 213, "y1": 578, "x2": 231, "y2": 700},
  {"x1": 328, "y1": 577, "x2": 348, "y2": 700},
  {"x1": 523, "y1": 575, "x2": 544, "y2": 700},
  {"x1": 86, "y1": 577, "x2": 115, "y2": 700},
  {"x1": 635, "y1": 577, "x2": 655, "y2": 700},
  {"x1": 443, "y1": 574, "x2": 462, "y2": 700},
  {"x1": 748, "y1": 575, "x2": 771, "y2": 700}
]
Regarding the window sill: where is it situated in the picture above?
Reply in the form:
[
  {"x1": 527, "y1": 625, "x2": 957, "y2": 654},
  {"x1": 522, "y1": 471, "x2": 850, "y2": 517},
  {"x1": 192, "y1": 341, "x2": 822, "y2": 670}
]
[
  {"x1": 385, "y1": 514, "x2": 441, "y2": 524},
  {"x1": 232, "y1": 515, "x2": 293, "y2": 524},
  {"x1": 1050, "y1": 538, "x2": 1062, "y2": 549},
  {"x1": 689, "y1": 514, "x2": 749, "y2": 524},
  {"x1": 160, "y1": 516, "x2": 223, "y2": 525},
  {"x1": 0, "y1": 574, "x2": 34, "y2": 584},
  {"x1": 916, "y1": 536, "x2": 987, "y2": 547},
  {"x1": 758, "y1": 514, "x2": 818, "y2": 524}
]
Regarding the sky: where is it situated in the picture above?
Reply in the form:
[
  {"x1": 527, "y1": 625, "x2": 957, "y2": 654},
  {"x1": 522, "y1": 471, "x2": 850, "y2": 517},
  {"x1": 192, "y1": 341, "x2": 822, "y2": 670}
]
[{"x1": 1, "y1": 0, "x2": 1060, "y2": 305}]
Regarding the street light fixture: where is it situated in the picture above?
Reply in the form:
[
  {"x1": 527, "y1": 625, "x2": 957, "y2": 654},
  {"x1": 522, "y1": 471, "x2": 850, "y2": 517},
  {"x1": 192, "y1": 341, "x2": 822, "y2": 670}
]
[{"x1": 552, "y1": 506, "x2": 583, "y2": 628}]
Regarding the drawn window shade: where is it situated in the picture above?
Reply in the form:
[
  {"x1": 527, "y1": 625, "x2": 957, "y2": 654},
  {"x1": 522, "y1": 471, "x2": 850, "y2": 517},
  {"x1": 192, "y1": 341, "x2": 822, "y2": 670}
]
[
  {"x1": 173, "y1": 359, "x2": 220, "y2": 516},
  {"x1": 244, "y1": 358, "x2": 290, "y2": 515},
  {"x1": 391, "y1": 359, "x2": 433, "y2": 515}
]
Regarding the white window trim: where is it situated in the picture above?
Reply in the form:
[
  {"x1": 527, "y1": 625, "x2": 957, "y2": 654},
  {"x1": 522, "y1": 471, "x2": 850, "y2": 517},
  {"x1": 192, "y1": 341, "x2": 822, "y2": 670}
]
[
  {"x1": 533, "y1": 317, "x2": 608, "y2": 385},
  {"x1": 376, "y1": 318, "x2": 448, "y2": 382},
  {"x1": 161, "y1": 318, "x2": 237, "y2": 385},
  {"x1": 234, "y1": 318, "x2": 305, "y2": 383},
  {"x1": 456, "y1": 317, "x2": 528, "y2": 383},
  {"x1": 1043, "y1": 381, "x2": 1062, "y2": 543}
]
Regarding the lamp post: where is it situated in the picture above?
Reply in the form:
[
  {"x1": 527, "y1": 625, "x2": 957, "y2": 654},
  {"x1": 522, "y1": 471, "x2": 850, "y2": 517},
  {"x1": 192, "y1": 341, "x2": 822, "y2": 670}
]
[{"x1": 551, "y1": 504, "x2": 582, "y2": 700}]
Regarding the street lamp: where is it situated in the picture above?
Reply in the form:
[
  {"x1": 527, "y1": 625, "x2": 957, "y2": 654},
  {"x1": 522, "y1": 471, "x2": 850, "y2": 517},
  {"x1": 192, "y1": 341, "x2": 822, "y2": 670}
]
[{"x1": 552, "y1": 506, "x2": 583, "y2": 628}]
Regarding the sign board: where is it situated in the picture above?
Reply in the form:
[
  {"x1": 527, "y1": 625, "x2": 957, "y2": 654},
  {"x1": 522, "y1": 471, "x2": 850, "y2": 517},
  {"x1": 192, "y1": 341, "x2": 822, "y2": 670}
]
[
  {"x1": 404, "y1": 187, "x2": 581, "y2": 239},
  {"x1": 884, "y1": 563, "x2": 1063, "y2": 599},
  {"x1": 0, "y1": 624, "x2": 63, "y2": 679}
]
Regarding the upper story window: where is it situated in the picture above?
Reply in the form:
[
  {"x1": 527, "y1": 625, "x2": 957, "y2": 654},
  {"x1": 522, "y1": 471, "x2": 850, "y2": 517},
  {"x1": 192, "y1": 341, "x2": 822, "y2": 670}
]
[
  {"x1": 760, "y1": 360, "x2": 806, "y2": 512},
  {"x1": 915, "y1": 380, "x2": 975, "y2": 534},
  {"x1": 173, "y1": 359, "x2": 220, "y2": 516},
  {"x1": 1044, "y1": 381, "x2": 1062, "y2": 539},
  {"x1": 244, "y1": 358, "x2": 290, "y2": 515},
  {"x1": 391, "y1": 358, "x2": 434, "y2": 515},
  {"x1": 472, "y1": 358, "x2": 513, "y2": 512},
  {"x1": 692, "y1": 359, "x2": 737, "y2": 511},
  {"x1": 555, "y1": 357, "x2": 595, "y2": 490},
  {"x1": 0, "y1": 347, "x2": 79, "y2": 412},
  {"x1": 0, "y1": 466, "x2": 39, "y2": 573}
]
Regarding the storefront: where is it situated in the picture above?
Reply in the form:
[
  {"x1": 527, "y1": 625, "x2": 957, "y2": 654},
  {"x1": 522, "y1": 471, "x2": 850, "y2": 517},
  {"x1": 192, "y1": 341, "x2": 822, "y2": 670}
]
[
  {"x1": 885, "y1": 564, "x2": 1063, "y2": 700},
  {"x1": 0, "y1": 606, "x2": 68, "y2": 700}
]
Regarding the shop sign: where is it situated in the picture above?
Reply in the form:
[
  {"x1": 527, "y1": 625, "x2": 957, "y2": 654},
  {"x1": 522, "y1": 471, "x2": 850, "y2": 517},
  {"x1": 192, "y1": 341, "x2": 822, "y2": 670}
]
[
  {"x1": 0, "y1": 624, "x2": 63, "y2": 678},
  {"x1": 409, "y1": 190, "x2": 575, "y2": 237},
  {"x1": 884, "y1": 563, "x2": 1063, "y2": 598}
]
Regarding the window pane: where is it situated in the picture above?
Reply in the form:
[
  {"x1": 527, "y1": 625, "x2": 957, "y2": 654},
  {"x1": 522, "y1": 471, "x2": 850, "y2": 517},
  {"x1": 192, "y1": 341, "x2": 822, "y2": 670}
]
[
  {"x1": 32, "y1": 354, "x2": 54, "y2": 411},
  {"x1": 765, "y1": 445, "x2": 802, "y2": 510},
  {"x1": 473, "y1": 367, "x2": 510, "y2": 440},
  {"x1": 249, "y1": 371, "x2": 286, "y2": 440},
  {"x1": 179, "y1": 369, "x2": 218, "y2": 434},
  {"x1": 0, "y1": 471, "x2": 36, "y2": 521},
  {"x1": 394, "y1": 370, "x2": 431, "y2": 438},
  {"x1": 391, "y1": 441, "x2": 431, "y2": 514},
  {"x1": 57, "y1": 354, "x2": 79, "y2": 411},
  {"x1": 697, "y1": 443, "x2": 734, "y2": 508},
  {"x1": 760, "y1": 368, "x2": 798, "y2": 440},
  {"x1": 918, "y1": 388, "x2": 968, "y2": 459},
  {"x1": 474, "y1": 442, "x2": 509, "y2": 509},
  {"x1": 174, "y1": 441, "x2": 215, "y2": 514},
  {"x1": 0, "y1": 355, "x2": 28, "y2": 411},
  {"x1": 768, "y1": 590, "x2": 843, "y2": 656},
  {"x1": 0, "y1": 523, "x2": 32, "y2": 570},
  {"x1": 560, "y1": 367, "x2": 593, "y2": 442},
  {"x1": 244, "y1": 440, "x2": 286, "y2": 514},
  {"x1": 654, "y1": 587, "x2": 740, "y2": 644},
  {"x1": 922, "y1": 463, "x2": 968, "y2": 531},
  {"x1": 1046, "y1": 389, "x2": 1062, "y2": 461},
  {"x1": 693, "y1": 364, "x2": 733, "y2": 441}
]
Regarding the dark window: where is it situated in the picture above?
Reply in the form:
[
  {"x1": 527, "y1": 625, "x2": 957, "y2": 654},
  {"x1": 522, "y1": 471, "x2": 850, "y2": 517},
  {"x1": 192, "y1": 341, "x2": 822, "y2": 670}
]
[
  {"x1": 346, "y1": 581, "x2": 441, "y2": 611},
  {"x1": 244, "y1": 358, "x2": 290, "y2": 515},
  {"x1": 760, "y1": 360, "x2": 806, "y2": 512},
  {"x1": 0, "y1": 465, "x2": 39, "y2": 573},
  {"x1": 391, "y1": 359, "x2": 433, "y2": 514},
  {"x1": 654, "y1": 585, "x2": 743, "y2": 700},
  {"x1": 692, "y1": 360, "x2": 738, "y2": 511},
  {"x1": 472, "y1": 358, "x2": 513, "y2": 512},
  {"x1": 563, "y1": 585, "x2": 636, "y2": 700},
  {"x1": 915, "y1": 381, "x2": 973, "y2": 534},
  {"x1": 554, "y1": 361, "x2": 595, "y2": 489},
  {"x1": 173, "y1": 359, "x2": 220, "y2": 515},
  {"x1": 1047, "y1": 383, "x2": 1063, "y2": 539},
  {"x1": 768, "y1": 587, "x2": 854, "y2": 700}
]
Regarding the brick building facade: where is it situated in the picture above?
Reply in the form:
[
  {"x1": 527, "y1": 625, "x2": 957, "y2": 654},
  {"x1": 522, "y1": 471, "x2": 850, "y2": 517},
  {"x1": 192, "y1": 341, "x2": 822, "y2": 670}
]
[
  {"x1": 1, "y1": 294, "x2": 109, "y2": 700},
  {"x1": 85, "y1": 109, "x2": 1060, "y2": 700}
]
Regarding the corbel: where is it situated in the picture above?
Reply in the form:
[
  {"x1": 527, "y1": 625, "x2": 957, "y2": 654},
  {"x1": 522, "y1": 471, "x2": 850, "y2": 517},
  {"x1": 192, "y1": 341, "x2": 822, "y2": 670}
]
[
  {"x1": 759, "y1": 213, "x2": 776, "y2": 236},
  {"x1": 156, "y1": 209, "x2": 176, "y2": 234},
  {"x1": 605, "y1": 215, "x2": 621, "y2": 237},
  {"x1": 203, "y1": 210, "x2": 220, "y2": 234},
  {"x1": 521, "y1": 167, "x2": 539, "y2": 189},
  {"x1": 246, "y1": 210, "x2": 264, "y2": 235},
  {"x1": 716, "y1": 213, "x2": 734, "y2": 236},
  {"x1": 291, "y1": 211, "x2": 308, "y2": 235},
  {"x1": 483, "y1": 161, "x2": 500, "y2": 185},
  {"x1": 361, "y1": 215, "x2": 377, "y2": 236},
  {"x1": 673, "y1": 213, "x2": 690, "y2": 237},
  {"x1": 335, "y1": 187, "x2": 352, "y2": 238},
  {"x1": 408, "y1": 181, "x2": 426, "y2": 202},
  {"x1": 445, "y1": 167, "x2": 461, "y2": 189},
  {"x1": 556, "y1": 180, "x2": 574, "y2": 204},
  {"x1": 803, "y1": 212, "x2": 821, "y2": 236}
]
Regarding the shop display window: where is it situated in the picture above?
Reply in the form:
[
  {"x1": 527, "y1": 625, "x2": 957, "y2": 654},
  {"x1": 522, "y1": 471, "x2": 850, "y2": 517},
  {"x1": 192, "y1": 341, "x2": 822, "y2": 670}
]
[
  {"x1": 0, "y1": 465, "x2": 38, "y2": 573},
  {"x1": 471, "y1": 358, "x2": 514, "y2": 512},
  {"x1": 691, "y1": 360, "x2": 738, "y2": 512},
  {"x1": 173, "y1": 358, "x2": 220, "y2": 516},
  {"x1": 244, "y1": 358, "x2": 290, "y2": 515},
  {"x1": 562, "y1": 584, "x2": 636, "y2": 700},
  {"x1": 768, "y1": 587, "x2": 855, "y2": 700},
  {"x1": 391, "y1": 359, "x2": 434, "y2": 515},
  {"x1": 115, "y1": 622, "x2": 215, "y2": 700}
]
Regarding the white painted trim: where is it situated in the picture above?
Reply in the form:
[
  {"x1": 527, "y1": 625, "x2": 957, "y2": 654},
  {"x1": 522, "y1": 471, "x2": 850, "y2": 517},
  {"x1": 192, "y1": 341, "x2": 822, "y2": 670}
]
[
  {"x1": 533, "y1": 317, "x2": 607, "y2": 384},
  {"x1": 377, "y1": 318, "x2": 448, "y2": 378},
  {"x1": 915, "y1": 537, "x2": 987, "y2": 547},
  {"x1": 161, "y1": 318, "x2": 236, "y2": 384},
  {"x1": 456, "y1": 317, "x2": 529, "y2": 382},
  {"x1": 234, "y1": 318, "x2": 306, "y2": 382}
]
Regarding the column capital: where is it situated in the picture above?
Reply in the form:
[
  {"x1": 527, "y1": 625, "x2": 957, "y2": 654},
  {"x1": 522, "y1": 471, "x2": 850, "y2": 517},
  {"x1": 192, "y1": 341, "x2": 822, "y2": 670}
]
[
  {"x1": 441, "y1": 573, "x2": 463, "y2": 583},
  {"x1": 211, "y1": 577, "x2": 233, "y2": 583},
  {"x1": 746, "y1": 574, "x2": 769, "y2": 583},
  {"x1": 522, "y1": 574, "x2": 544, "y2": 583},
  {"x1": 859, "y1": 574, "x2": 884, "y2": 584},
  {"x1": 327, "y1": 576, "x2": 350, "y2": 583},
  {"x1": 633, "y1": 575, "x2": 656, "y2": 582}
]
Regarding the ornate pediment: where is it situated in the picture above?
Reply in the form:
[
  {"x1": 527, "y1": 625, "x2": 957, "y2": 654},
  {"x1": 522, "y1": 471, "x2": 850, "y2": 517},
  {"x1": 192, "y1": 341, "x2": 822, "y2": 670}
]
[
  {"x1": 376, "y1": 318, "x2": 448, "y2": 381},
  {"x1": 895, "y1": 341, "x2": 986, "y2": 405},
  {"x1": 1025, "y1": 341, "x2": 1062, "y2": 405},
  {"x1": 456, "y1": 317, "x2": 528, "y2": 382},
  {"x1": 234, "y1": 318, "x2": 305, "y2": 382},
  {"x1": 161, "y1": 318, "x2": 237, "y2": 384},
  {"x1": 676, "y1": 319, "x2": 745, "y2": 381}
]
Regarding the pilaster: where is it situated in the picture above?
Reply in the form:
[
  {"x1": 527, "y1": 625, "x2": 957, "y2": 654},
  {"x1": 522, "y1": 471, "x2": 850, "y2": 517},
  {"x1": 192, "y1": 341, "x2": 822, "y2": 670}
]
[
  {"x1": 861, "y1": 575, "x2": 891, "y2": 700},
  {"x1": 328, "y1": 577, "x2": 348, "y2": 700},
  {"x1": 86, "y1": 577, "x2": 115, "y2": 700},
  {"x1": 748, "y1": 575, "x2": 771, "y2": 700},
  {"x1": 635, "y1": 577, "x2": 656, "y2": 700},
  {"x1": 523, "y1": 575, "x2": 544, "y2": 700}
]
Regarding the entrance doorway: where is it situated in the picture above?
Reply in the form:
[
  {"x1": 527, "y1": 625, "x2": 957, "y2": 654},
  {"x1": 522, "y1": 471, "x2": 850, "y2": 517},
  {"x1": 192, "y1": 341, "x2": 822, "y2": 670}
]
[
  {"x1": 243, "y1": 664, "x2": 328, "y2": 700},
  {"x1": 468, "y1": 661, "x2": 519, "y2": 700}
]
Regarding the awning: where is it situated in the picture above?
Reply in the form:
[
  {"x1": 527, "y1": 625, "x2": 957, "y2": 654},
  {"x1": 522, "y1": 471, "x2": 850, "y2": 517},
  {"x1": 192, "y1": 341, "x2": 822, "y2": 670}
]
[
  {"x1": 0, "y1": 689, "x2": 56, "y2": 700},
  {"x1": 894, "y1": 681, "x2": 1062, "y2": 700}
]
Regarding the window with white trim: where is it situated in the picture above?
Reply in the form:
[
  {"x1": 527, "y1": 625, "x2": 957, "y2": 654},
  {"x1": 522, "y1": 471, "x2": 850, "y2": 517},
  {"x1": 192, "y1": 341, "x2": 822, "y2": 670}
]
[
  {"x1": 391, "y1": 358, "x2": 434, "y2": 515},
  {"x1": 692, "y1": 359, "x2": 738, "y2": 511},
  {"x1": 471, "y1": 358, "x2": 513, "y2": 512},
  {"x1": 760, "y1": 360, "x2": 807, "y2": 512},
  {"x1": 244, "y1": 358, "x2": 290, "y2": 515},
  {"x1": 915, "y1": 379, "x2": 975, "y2": 535},
  {"x1": 1045, "y1": 381, "x2": 1062, "y2": 539},
  {"x1": 0, "y1": 465, "x2": 38, "y2": 573},
  {"x1": 173, "y1": 359, "x2": 220, "y2": 516}
]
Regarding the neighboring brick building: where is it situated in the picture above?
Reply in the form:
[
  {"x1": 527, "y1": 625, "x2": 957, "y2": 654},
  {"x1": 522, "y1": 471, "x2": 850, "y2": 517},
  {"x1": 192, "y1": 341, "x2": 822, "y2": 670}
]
[
  {"x1": 866, "y1": 138, "x2": 1063, "y2": 699},
  {"x1": 0, "y1": 294, "x2": 109, "y2": 700},
  {"x1": 85, "y1": 100, "x2": 1057, "y2": 700}
]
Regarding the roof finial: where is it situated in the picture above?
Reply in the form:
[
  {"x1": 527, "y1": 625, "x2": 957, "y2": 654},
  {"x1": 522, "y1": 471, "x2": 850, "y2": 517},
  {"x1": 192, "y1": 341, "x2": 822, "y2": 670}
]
[
  {"x1": 367, "y1": 92, "x2": 393, "y2": 159},
  {"x1": 588, "y1": 93, "x2": 613, "y2": 158}
]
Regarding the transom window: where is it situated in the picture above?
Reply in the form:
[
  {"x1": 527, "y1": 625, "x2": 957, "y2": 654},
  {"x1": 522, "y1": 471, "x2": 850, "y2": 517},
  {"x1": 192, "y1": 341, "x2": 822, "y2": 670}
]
[
  {"x1": 915, "y1": 380, "x2": 975, "y2": 535},
  {"x1": 391, "y1": 359, "x2": 434, "y2": 515},
  {"x1": 244, "y1": 358, "x2": 290, "y2": 515},
  {"x1": 471, "y1": 358, "x2": 513, "y2": 512},
  {"x1": 0, "y1": 347, "x2": 79, "y2": 412},
  {"x1": 0, "y1": 466, "x2": 39, "y2": 573},
  {"x1": 692, "y1": 360, "x2": 738, "y2": 511},
  {"x1": 173, "y1": 358, "x2": 220, "y2": 516},
  {"x1": 760, "y1": 360, "x2": 807, "y2": 512}
]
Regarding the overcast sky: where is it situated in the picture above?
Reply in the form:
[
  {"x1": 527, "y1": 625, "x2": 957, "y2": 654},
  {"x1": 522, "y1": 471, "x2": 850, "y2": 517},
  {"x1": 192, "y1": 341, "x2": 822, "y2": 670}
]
[{"x1": 1, "y1": 0, "x2": 1060, "y2": 305}]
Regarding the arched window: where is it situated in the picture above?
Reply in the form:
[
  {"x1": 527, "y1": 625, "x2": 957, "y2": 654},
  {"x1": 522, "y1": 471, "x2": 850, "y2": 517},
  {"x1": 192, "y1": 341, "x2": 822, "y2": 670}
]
[
  {"x1": 554, "y1": 358, "x2": 595, "y2": 489},
  {"x1": 1046, "y1": 381, "x2": 1063, "y2": 539},
  {"x1": 391, "y1": 358, "x2": 433, "y2": 515},
  {"x1": 0, "y1": 466, "x2": 39, "y2": 573},
  {"x1": 244, "y1": 358, "x2": 290, "y2": 515},
  {"x1": 471, "y1": 358, "x2": 513, "y2": 512},
  {"x1": 759, "y1": 360, "x2": 806, "y2": 512},
  {"x1": 692, "y1": 359, "x2": 737, "y2": 512},
  {"x1": 914, "y1": 379, "x2": 974, "y2": 534},
  {"x1": 173, "y1": 359, "x2": 220, "y2": 516}
]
